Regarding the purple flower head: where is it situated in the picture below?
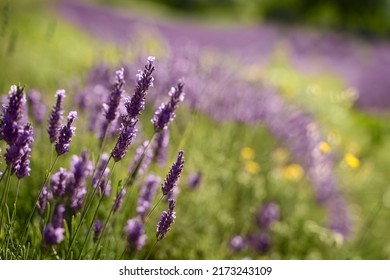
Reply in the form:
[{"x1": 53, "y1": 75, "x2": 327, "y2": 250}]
[
  {"x1": 129, "y1": 141, "x2": 153, "y2": 177},
  {"x1": 136, "y1": 175, "x2": 160, "y2": 221},
  {"x1": 93, "y1": 219, "x2": 104, "y2": 243},
  {"x1": 113, "y1": 187, "x2": 126, "y2": 213},
  {"x1": 151, "y1": 81, "x2": 185, "y2": 132},
  {"x1": 124, "y1": 56, "x2": 155, "y2": 121},
  {"x1": 43, "y1": 224, "x2": 65, "y2": 245},
  {"x1": 2, "y1": 85, "x2": 26, "y2": 144},
  {"x1": 47, "y1": 89, "x2": 66, "y2": 143},
  {"x1": 247, "y1": 233, "x2": 270, "y2": 254},
  {"x1": 161, "y1": 150, "x2": 184, "y2": 196},
  {"x1": 52, "y1": 204, "x2": 65, "y2": 229},
  {"x1": 229, "y1": 235, "x2": 246, "y2": 252},
  {"x1": 256, "y1": 202, "x2": 280, "y2": 229},
  {"x1": 4, "y1": 123, "x2": 34, "y2": 177},
  {"x1": 103, "y1": 67, "x2": 125, "y2": 123},
  {"x1": 124, "y1": 218, "x2": 147, "y2": 252},
  {"x1": 153, "y1": 130, "x2": 169, "y2": 167},
  {"x1": 92, "y1": 153, "x2": 111, "y2": 197},
  {"x1": 55, "y1": 111, "x2": 77, "y2": 155},
  {"x1": 188, "y1": 172, "x2": 202, "y2": 189},
  {"x1": 156, "y1": 199, "x2": 176, "y2": 241},
  {"x1": 111, "y1": 122, "x2": 137, "y2": 162},
  {"x1": 38, "y1": 185, "x2": 53, "y2": 216},
  {"x1": 68, "y1": 151, "x2": 92, "y2": 212},
  {"x1": 27, "y1": 90, "x2": 46, "y2": 124},
  {"x1": 51, "y1": 168, "x2": 70, "y2": 198}
]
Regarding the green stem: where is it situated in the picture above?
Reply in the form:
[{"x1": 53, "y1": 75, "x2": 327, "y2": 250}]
[
  {"x1": 0, "y1": 167, "x2": 12, "y2": 232},
  {"x1": 145, "y1": 240, "x2": 158, "y2": 260},
  {"x1": 92, "y1": 206, "x2": 114, "y2": 259},
  {"x1": 77, "y1": 161, "x2": 116, "y2": 260},
  {"x1": 145, "y1": 194, "x2": 164, "y2": 222}
]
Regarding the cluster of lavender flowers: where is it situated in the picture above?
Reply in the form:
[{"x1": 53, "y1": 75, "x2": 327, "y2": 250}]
[{"x1": 230, "y1": 202, "x2": 280, "y2": 254}]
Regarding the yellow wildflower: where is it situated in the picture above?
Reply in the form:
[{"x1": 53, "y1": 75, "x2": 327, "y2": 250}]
[
  {"x1": 344, "y1": 153, "x2": 360, "y2": 169},
  {"x1": 318, "y1": 141, "x2": 331, "y2": 154},
  {"x1": 241, "y1": 147, "x2": 255, "y2": 161},
  {"x1": 245, "y1": 161, "x2": 260, "y2": 175},
  {"x1": 282, "y1": 164, "x2": 304, "y2": 181}
]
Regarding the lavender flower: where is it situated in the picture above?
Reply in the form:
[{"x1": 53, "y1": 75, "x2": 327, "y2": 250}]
[
  {"x1": 136, "y1": 175, "x2": 160, "y2": 221},
  {"x1": 153, "y1": 130, "x2": 169, "y2": 167},
  {"x1": 128, "y1": 141, "x2": 153, "y2": 177},
  {"x1": 111, "y1": 123, "x2": 137, "y2": 162},
  {"x1": 52, "y1": 204, "x2": 65, "y2": 229},
  {"x1": 151, "y1": 81, "x2": 185, "y2": 132},
  {"x1": 124, "y1": 218, "x2": 147, "y2": 252},
  {"x1": 4, "y1": 123, "x2": 33, "y2": 176},
  {"x1": 247, "y1": 233, "x2": 270, "y2": 254},
  {"x1": 51, "y1": 168, "x2": 69, "y2": 198},
  {"x1": 43, "y1": 224, "x2": 65, "y2": 245},
  {"x1": 229, "y1": 235, "x2": 246, "y2": 252},
  {"x1": 47, "y1": 89, "x2": 65, "y2": 143},
  {"x1": 27, "y1": 89, "x2": 46, "y2": 124},
  {"x1": 124, "y1": 56, "x2": 155, "y2": 121},
  {"x1": 37, "y1": 185, "x2": 53, "y2": 216},
  {"x1": 55, "y1": 111, "x2": 77, "y2": 155},
  {"x1": 103, "y1": 68, "x2": 125, "y2": 122},
  {"x1": 188, "y1": 172, "x2": 201, "y2": 189},
  {"x1": 1, "y1": 85, "x2": 26, "y2": 144},
  {"x1": 68, "y1": 151, "x2": 93, "y2": 212},
  {"x1": 256, "y1": 202, "x2": 280, "y2": 229},
  {"x1": 156, "y1": 199, "x2": 176, "y2": 241},
  {"x1": 161, "y1": 151, "x2": 184, "y2": 196},
  {"x1": 93, "y1": 219, "x2": 104, "y2": 243},
  {"x1": 113, "y1": 187, "x2": 126, "y2": 213},
  {"x1": 92, "y1": 153, "x2": 111, "y2": 197}
]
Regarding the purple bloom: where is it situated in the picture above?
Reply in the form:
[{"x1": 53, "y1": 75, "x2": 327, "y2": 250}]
[
  {"x1": 92, "y1": 153, "x2": 111, "y2": 197},
  {"x1": 124, "y1": 56, "x2": 155, "y2": 121},
  {"x1": 27, "y1": 89, "x2": 46, "y2": 125},
  {"x1": 156, "y1": 199, "x2": 176, "y2": 241},
  {"x1": 1, "y1": 85, "x2": 26, "y2": 144},
  {"x1": 229, "y1": 235, "x2": 246, "y2": 252},
  {"x1": 161, "y1": 151, "x2": 184, "y2": 196},
  {"x1": 247, "y1": 233, "x2": 270, "y2": 254},
  {"x1": 68, "y1": 151, "x2": 93, "y2": 212},
  {"x1": 136, "y1": 175, "x2": 160, "y2": 221},
  {"x1": 51, "y1": 168, "x2": 70, "y2": 198},
  {"x1": 4, "y1": 123, "x2": 34, "y2": 177},
  {"x1": 153, "y1": 130, "x2": 169, "y2": 167},
  {"x1": 37, "y1": 185, "x2": 53, "y2": 216},
  {"x1": 111, "y1": 122, "x2": 137, "y2": 162},
  {"x1": 151, "y1": 81, "x2": 185, "y2": 132},
  {"x1": 124, "y1": 218, "x2": 147, "y2": 252},
  {"x1": 43, "y1": 224, "x2": 65, "y2": 245},
  {"x1": 55, "y1": 111, "x2": 77, "y2": 155},
  {"x1": 128, "y1": 141, "x2": 153, "y2": 177},
  {"x1": 103, "y1": 68, "x2": 125, "y2": 122},
  {"x1": 256, "y1": 202, "x2": 280, "y2": 229},
  {"x1": 47, "y1": 89, "x2": 66, "y2": 143},
  {"x1": 187, "y1": 172, "x2": 201, "y2": 189},
  {"x1": 113, "y1": 187, "x2": 126, "y2": 213},
  {"x1": 93, "y1": 219, "x2": 104, "y2": 243},
  {"x1": 52, "y1": 204, "x2": 65, "y2": 229}
]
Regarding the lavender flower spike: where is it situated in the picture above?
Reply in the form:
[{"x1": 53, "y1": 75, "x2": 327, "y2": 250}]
[
  {"x1": 136, "y1": 175, "x2": 160, "y2": 221},
  {"x1": 124, "y1": 218, "x2": 147, "y2": 252},
  {"x1": 152, "y1": 80, "x2": 185, "y2": 132},
  {"x1": 55, "y1": 111, "x2": 77, "y2": 155},
  {"x1": 2, "y1": 85, "x2": 26, "y2": 144},
  {"x1": 93, "y1": 219, "x2": 104, "y2": 243},
  {"x1": 256, "y1": 202, "x2": 280, "y2": 229},
  {"x1": 111, "y1": 123, "x2": 137, "y2": 162},
  {"x1": 47, "y1": 89, "x2": 66, "y2": 143},
  {"x1": 156, "y1": 199, "x2": 176, "y2": 241},
  {"x1": 162, "y1": 151, "x2": 184, "y2": 195},
  {"x1": 124, "y1": 56, "x2": 155, "y2": 121},
  {"x1": 113, "y1": 187, "x2": 126, "y2": 213},
  {"x1": 104, "y1": 68, "x2": 125, "y2": 122},
  {"x1": 43, "y1": 204, "x2": 65, "y2": 245},
  {"x1": 153, "y1": 130, "x2": 169, "y2": 167}
]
